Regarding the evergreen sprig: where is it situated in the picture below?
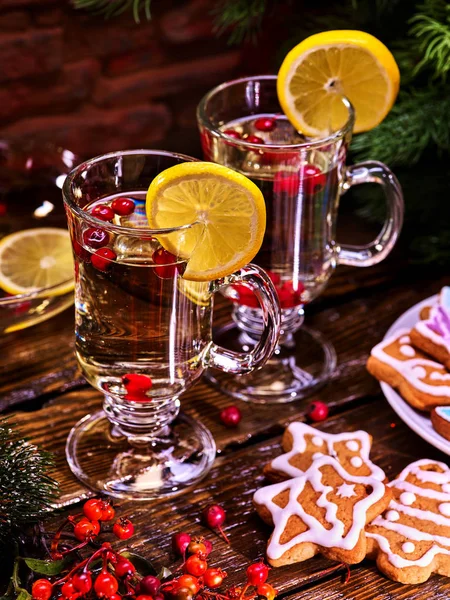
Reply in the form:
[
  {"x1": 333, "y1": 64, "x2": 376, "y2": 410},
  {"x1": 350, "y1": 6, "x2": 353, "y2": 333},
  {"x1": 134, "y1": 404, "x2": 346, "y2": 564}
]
[
  {"x1": 0, "y1": 420, "x2": 58, "y2": 547},
  {"x1": 211, "y1": 0, "x2": 269, "y2": 45},
  {"x1": 71, "y1": 0, "x2": 151, "y2": 22},
  {"x1": 410, "y1": 0, "x2": 450, "y2": 78}
]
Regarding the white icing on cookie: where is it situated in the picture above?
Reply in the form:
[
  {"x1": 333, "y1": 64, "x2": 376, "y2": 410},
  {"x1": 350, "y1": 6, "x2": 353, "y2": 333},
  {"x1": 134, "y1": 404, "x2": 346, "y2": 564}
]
[
  {"x1": 367, "y1": 459, "x2": 450, "y2": 569},
  {"x1": 312, "y1": 452, "x2": 323, "y2": 460},
  {"x1": 370, "y1": 329, "x2": 450, "y2": 397},
  {"x1": 270, "y1": 422, "x2": 385, "y2": 481},
  {"x1": 312, "y1": 436, "x2": 323, "y2": 447},
  {"x1": 414, "y1": 288, "x2": 450, "y2": 354},
  {"x1": 413, "y1": 366, "x2": 427, "y2": 378},
  {"x1": 435, "y1": 406, "x2": 450, "y2": 423},
  {"x1": 351, "y1": 456, "x2": 363, "y2": 468},
  {"x1": 399, "y1": 492, "x2": 416, "y2": 505},
  {"x1": 254, "y1": 455, "x2": 387, "y2": 559},
  {"x1": 402, "y1": 542, "x2": 415, "y2": 554},
  {"x1": 336, "y1": 483, "x2": 356, "y2": 498},
  {"x1": 430, "y1": 371, "x2": 450, "y2": 381},
  {"x1": 346, "y1": 441, "x2": 359, "y2": 452},
  {"x1": 400, "y1": 336, "x2": 411, "y2": 344},
  {"x1": 400, "y1": 345, "x2": 415, "y2": 357}
]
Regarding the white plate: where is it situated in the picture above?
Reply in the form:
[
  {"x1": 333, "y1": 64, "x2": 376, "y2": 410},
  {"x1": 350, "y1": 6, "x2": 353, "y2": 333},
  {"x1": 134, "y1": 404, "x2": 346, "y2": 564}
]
[{"x1": 379, "y1": 293, "x2": 450, "y2": 456}]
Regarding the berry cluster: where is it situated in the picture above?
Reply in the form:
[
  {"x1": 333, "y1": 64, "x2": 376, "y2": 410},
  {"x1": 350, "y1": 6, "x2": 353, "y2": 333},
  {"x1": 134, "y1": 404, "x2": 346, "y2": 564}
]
[
  {"x1": 231, "y1": 271, "x2": 305, "y2": 310},
  {"x1": 28, "y1": 499, "x2": 277, "y2": 600}
]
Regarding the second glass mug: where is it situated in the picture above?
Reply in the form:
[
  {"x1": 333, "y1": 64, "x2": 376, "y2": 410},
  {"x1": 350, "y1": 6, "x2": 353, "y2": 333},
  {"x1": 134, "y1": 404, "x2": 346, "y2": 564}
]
[
  {"x1": 197, "y1": 75, "x2": 404, "y2": 403},
  {"x1": 63, "y1": 150, "x2": 280, "y2": 500}
]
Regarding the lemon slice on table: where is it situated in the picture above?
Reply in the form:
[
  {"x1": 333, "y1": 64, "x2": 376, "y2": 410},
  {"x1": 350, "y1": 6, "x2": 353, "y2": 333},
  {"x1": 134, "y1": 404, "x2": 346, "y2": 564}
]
[
  {"x1": 277, "y1": 30, "x2": 400, "y2": 136},
  {"x1": 0, "y1": 227, "x2": 74, "y2": 296},
  {"x1": 146, "y1": 162, "x2": 266, "y2": 282}
]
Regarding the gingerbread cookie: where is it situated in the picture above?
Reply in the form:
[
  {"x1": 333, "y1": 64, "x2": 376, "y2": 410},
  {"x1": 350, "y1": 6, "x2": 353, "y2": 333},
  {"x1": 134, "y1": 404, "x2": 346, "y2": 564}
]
[
  {"x1": 411, "y1": 287, "x2": 450, "y2": 371},
  {"x1": 254, "y1": 455, "x2": 391, "y2": 566},
  {"x1": 367, "y1": 329, "x2": 450, "y2": 411},
  {"x1": 431, "y1": 407, "x2": 450, "y2": 441},
  {"x1": 264, "y1": 421, "x2": 386, "y2": 482},
  {"x1": 366, "y1": 459, "x2": 450, "y2": 584}
]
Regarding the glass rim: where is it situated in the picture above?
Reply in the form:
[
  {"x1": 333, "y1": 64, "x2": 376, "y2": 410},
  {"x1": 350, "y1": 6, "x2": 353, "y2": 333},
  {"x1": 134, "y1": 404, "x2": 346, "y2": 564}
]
[
  {"x1": 63, "y1": 149, "x2": 200, "y2": 236},
  {"x1": 197, "y1": 74, "x2": 355, "y2": 151},
  {"x1": 0, "y1": 278, "x2": 74, "y2": 305}
]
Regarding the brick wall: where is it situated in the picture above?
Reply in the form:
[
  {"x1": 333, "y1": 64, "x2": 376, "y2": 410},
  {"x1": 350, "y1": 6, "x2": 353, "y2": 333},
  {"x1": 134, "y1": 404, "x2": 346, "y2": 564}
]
[{"x1": 0, "y1": 0, "x2": 264, "y2": 160}]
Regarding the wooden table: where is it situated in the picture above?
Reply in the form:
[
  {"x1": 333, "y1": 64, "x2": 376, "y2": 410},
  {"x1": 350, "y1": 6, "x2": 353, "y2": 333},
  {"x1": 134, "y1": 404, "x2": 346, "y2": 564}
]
[{"x1": 2, "y1": 237, "x2": 450, "y2": 599}]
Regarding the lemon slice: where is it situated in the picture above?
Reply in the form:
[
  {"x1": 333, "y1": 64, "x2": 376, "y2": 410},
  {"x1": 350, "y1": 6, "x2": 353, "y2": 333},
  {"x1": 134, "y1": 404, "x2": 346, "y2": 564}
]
[
  {"x1": 146, "y1": 162, "x2": 266, "y2": 282},
  {"x1": 178, "y1": 279, "x2": 210, "y2": 306},
  {"x1": 277, "y1": 30, "x2": 400, "y2": 136},
  {"x1": 0, "y1": 227, "x2": 74, "y2": 296}
]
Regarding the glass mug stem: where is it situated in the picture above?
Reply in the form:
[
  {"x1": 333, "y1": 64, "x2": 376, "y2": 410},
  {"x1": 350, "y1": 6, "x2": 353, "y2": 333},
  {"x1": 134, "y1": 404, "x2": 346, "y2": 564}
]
[{"x1": 338, "y1": 161, "x2": 404, "y2": 267}]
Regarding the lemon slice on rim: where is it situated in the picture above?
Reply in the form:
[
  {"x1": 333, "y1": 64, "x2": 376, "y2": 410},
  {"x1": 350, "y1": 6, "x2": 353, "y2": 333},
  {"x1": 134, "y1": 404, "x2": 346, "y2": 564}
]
[
  {"x1": 0, "y1": 227, "x2": 74, "y2": 296},
  {"x1": 277, "y1": 30, "x2": 400, "y2": 136},
  {"x1": 146, "y1": 162, "x2": 266, "y2": 282}
]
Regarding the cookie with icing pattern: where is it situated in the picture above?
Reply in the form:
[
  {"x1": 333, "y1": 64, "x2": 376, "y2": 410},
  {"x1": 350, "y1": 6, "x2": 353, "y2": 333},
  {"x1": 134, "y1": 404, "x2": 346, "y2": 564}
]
[
  {"x1": 263, "y1": 421, "x2": 386, "y2": 482},
  {"x1": 410, "y1": 287, "x2": 450, "y2": 371},
  {"x1": 367, "y1": 329, "x2": 450, "y2": 411},
  {"x1": 254, "y1": 455, "x2": 391, "y2": 566},
  {"x1": 366, "y1": 459, "x2": 450, "y2": 584}
]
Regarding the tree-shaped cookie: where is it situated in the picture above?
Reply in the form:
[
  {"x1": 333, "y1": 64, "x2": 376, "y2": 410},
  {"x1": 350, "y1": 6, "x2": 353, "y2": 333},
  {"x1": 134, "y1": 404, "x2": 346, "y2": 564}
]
[
  {"x1": 264, "y1": 421, "x2": 386, "y2": 482},
  {"x1": 254, "y1": 455, "x2": 391, "y2": 566},
  {"x1": 367, "y1": 459, "x2": 450, "y2": 584}
]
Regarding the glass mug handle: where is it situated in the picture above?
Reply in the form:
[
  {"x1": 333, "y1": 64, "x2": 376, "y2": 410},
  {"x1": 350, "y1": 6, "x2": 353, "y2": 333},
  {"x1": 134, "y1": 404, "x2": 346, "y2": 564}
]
[
  {"x1": 338, "y1": 160, "x2": 404, "y2": 267},
  {"x1": 204, "y1": 264, "x2": 281, "y2": 374}
]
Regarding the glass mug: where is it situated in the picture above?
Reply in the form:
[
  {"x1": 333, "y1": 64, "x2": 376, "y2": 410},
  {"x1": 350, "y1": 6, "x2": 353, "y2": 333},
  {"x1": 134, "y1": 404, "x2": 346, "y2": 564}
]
[
  {"x1": 197, "y1": 75, "x2": 404, "y2": 403},
  {"x1": 63, "y1": 150, "x2": 280, "y2": 500}
]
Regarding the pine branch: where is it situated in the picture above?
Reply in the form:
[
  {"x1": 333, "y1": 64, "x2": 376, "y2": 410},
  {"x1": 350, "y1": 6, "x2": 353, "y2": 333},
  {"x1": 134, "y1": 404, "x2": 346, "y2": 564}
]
[
  {"x1": 212, "y1": 0, "x2": 269, "y2": 45},
  {"x1": 71, "y1": 0, "x2": 152, "y2": 22},
  {"x1": 409, "y1": 0, "x2": 450, "y2": 78}
]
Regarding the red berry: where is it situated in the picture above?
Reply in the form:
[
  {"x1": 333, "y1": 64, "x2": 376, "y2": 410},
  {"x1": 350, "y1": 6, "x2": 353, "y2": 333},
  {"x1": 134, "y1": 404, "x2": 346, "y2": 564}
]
[
  {"x1": 223, "y1": 129, "x2": 242, "y2": 140},
  {"x1": 91, "y1": 204, "x2": 114, "y2": 222},
  {"x1": 72, "y1": 572, "x2": 92, "y2": 594},
  {"x1": 94, "y1": 572, "x2": 119, "y2": 598},
  {"x1": 61, "y1": 581, "x2": 76, "y2": 598},
  {"x1": 109, "y1": 596, "x2": 122, "y2": 600},
  {"x1": 153, "y1": 247, "x2": 179, "y2": 279},
  {"x1": 246, "y1": 562, "x2": 269, "y2": 586},
  {"x1": 254, "y1": 117, "x2": 276, "y2": 132},
  {"x1": 172, "y1": 532, "x2": 191, "y2": 556},
  {"x1": 173, "y1": 589, "x2": 194, "y2": 600},
  {"x1": 246, "y1": 134, "x2": 265, "y2": 144},
  {"x1": 307, "y1": 401, "x2": 329, "y2": 422},
  {"x1": 266, "y1": 270, "x2": 281, "y2": 286},
  {"x1": 184, "y1": 555, "x2": 207, "y2": 577},
  {"x1": 273, "y1": 171, "x2": 300, "y2": 195},
  {"x1": 276, "y1": 281, "x2": 304, "y2": 309},
  {"x1": 73, "y1": 517, "x2": 99, "y2": 541},
  {"x1": 100, "y1": 501, "x2": 115, "y2": 522},
  {"x1": 187, "y1": 540, "x2": 207, "y2": 556},
  {"x1": 300, "y1": 163, "x2": 326, "y2": 195},
  {"x1": 138, "y1": 575, "x2": 161, "y2": 596},
  {"x1": 122, "y1": 373, "x2": 152, "y2": 393},
  {"x1": 231, "y1": 284, "x2": 259, "y2": 308},
  {"x1": 111, "y1": 197, "x2": 135, "y2": 216},
  {"x1": 83, "y1": 498, "x2": 103, "y2": 521},
  {"x1": 115, "y1": 557, "x2": 136, "y2": 577},
  {"x1": 178, "y1": 574, "x2": 200, "y2": 594},
  {"x1": 203, "y1": 504, "x2": 226, "y2": 529},
  {"x1": 136, "y1": 596, "x2": 153, "y2": 600},
  {"x1": 257, "y1": 582, "x2": 277, "y2": 600},
  {"x1": 82, "y1": 227, "x2": 110, "y2": 249},
  {"x1": 92, "y1": 248, "x2": 117, "y2": 272},
  {"x1": 203, "y1": 539, "x2": 213, "y2": 556},
  {"x1": 32, "y1": 579, "x2": 53, "y2": 600},
  {"x1": 220, "y1": 406, "x2": 242, "y2": 428},
  {"x1": 113, "y1": 517, "x2": 134, "y2": 540},
  {"x1": 203, "y1": 568, "x2": 226, "y2": 589},
  {"x1": 72, "y1": 239, "x2": 90, "y2": 262}
]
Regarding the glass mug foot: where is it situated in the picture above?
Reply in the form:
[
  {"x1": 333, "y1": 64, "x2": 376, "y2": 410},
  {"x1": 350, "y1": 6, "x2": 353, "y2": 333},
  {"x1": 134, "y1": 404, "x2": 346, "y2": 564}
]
[
  {"x1": 66, "y1": 408, "x2": 216, "y2": 500},
  {"x1": 205, "y1": 323, "x2": 337, "y2": 404}
]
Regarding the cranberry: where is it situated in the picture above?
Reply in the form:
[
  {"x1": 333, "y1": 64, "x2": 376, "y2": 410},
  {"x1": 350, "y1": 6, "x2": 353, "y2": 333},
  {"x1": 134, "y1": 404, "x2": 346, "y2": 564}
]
[
  {"x1": 92, "y1": 248, "x2": 117, "y2": 272},
  {"x1": 73, "y1": 517, "x2": 99, "y2": 541},
  {"x1": 220, "y1": 405, "x2": 242, "y2": 427},
  {"x1": 173, "y1": 589, "x2": 193, "y2": 600},
  {"x1": 307, "y1": 401, "x2": 329, "y2": 422},
  {"x1": 61, "y1": 581, "x2": 76, "y2": 598},
  {"x1": 82, "y1": 227, "x2": 110, "y2": 249},
  {"x1": 178, "y1": 574, "x2": 200, "y2": 594},
  {"x1": 111, "y1": 197, "x2": 135, "y2": 216},
  {"x1": 139, "y1": 575, "x2": 161, "y2": 596},
  {"x1": 276, "y1": 281, "x2": 304, "y2": 309},
  {"x1": 273, "y1": 171, "x2": 300, "y2": 195},
  {"x1": 109, "y1": 596, "x2": 122, "y2": 600},
  {"x1": 153, "y1": 247, "x2": 179, "y2": 279},
  {"x1": 246, "y1": 134, "x2": 265, "y2": 144},
  {"x1": 72, "y1": 572, "x2": 92, "y2": 594},
  {"x1": 113, "y1": 517, "x2": 134, "y2": 540},
  {"x1": 223, "y1": 129, "x2": 242, "y2": 140},
  {"x1": 203, "y1": 539, "x2": 213, "y2": 556},
  {"x1": 203, "y1": 568, "x2": 226, "y2": 589},
  {"x1": 99, "y1": 501, "x2": 115, "y2": 521},
  {"x1": 300, "y1": 163, "x2": 326, "y2": 195},
  {"x1": 115, "y1": 557, "x2": 136, "y2": 577},
  {"x1": 266, "y1": 270, "x2": 281, "y2": 286},
  {"x1": 91, "y1": 204, "x2": 114, "y2": 222},
  {"x1": 246, "y1": 562, "x2": 269, "y2": 586},
  {"x1": 72, "y1": 239, "x2": 90, "y2": 262},
  {"x1": 94, "y1": 572, "x2": 119, "y2": 597},
  {"x1": 184, "y1": 555, "x2": 207, "y2": 577},
  {"x1": 231, "y1": 284, "x2": 259, "y2": 308},
  {"x1": 257, "y1": 582, "x2": 277, "y2": 600},
  {"x1": 203, "y1": 504, "x2": 226, "y2": 529},
  {"x1": 32, "y1": 579, "x2": 53, "y2": 600},
  {"x1": 254, "y1": 117, "x2": 276, "y2": 132},
  {"x1": 83, "y1": 498, "x2": 103, "y2": 521},
  {"x1": 187, "y1": 539, "x2": 206, "y2": 556},
  {"x1": 122, "y1": 373, "x2": 152, "y2": 394},
  {"x1": 172, "y1": 532, "x2": 191, "y2": 556},
  {"x1": 136, "y1": 596, "x2": 153, "y2": 600}
]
